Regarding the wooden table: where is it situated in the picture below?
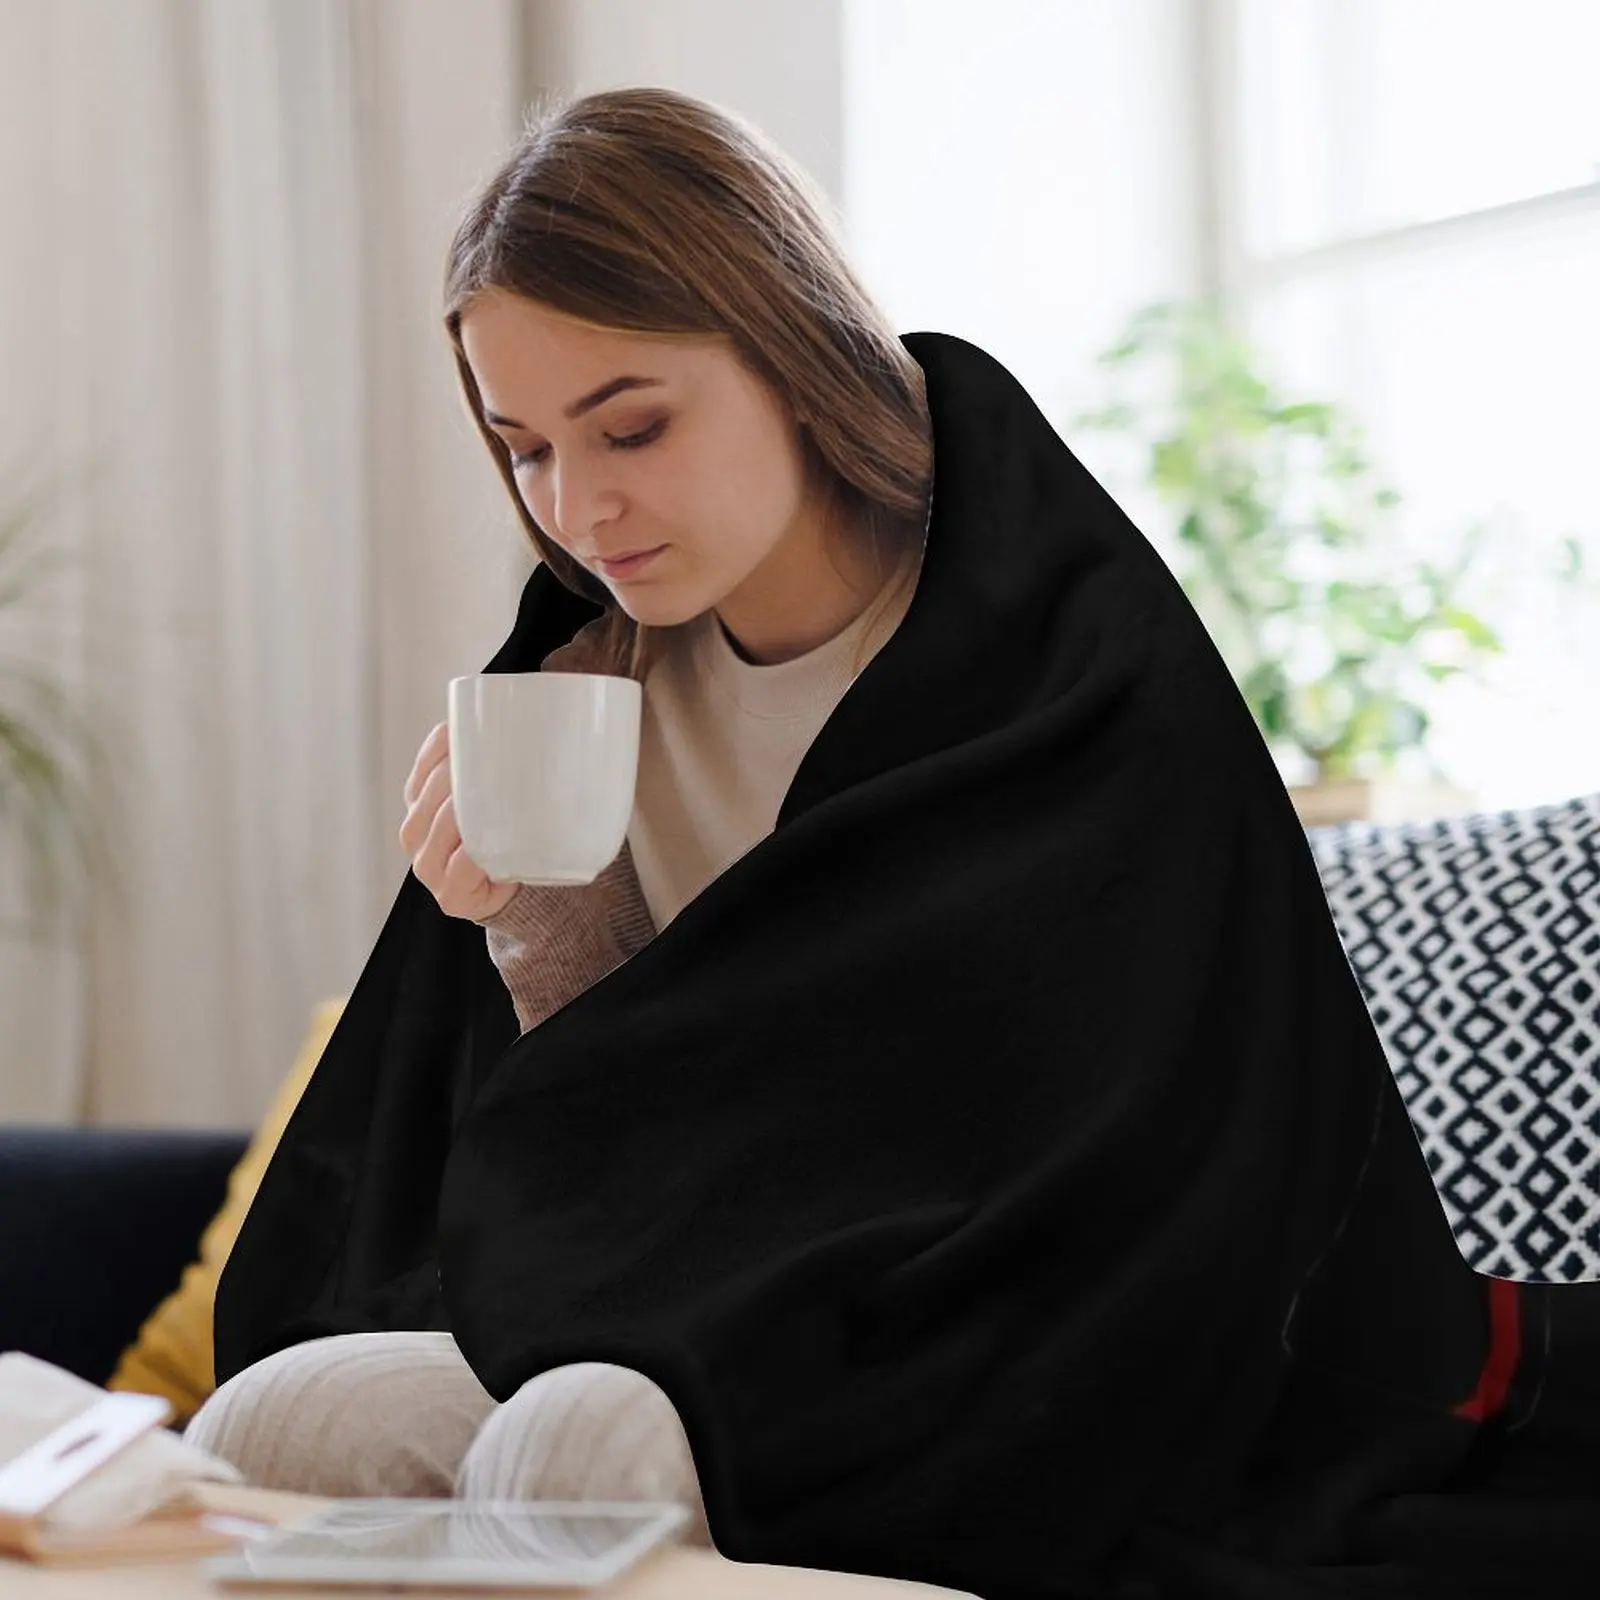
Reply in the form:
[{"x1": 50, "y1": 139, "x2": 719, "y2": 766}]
[{"x1": 1, "y1": 1483, "x2": 977, "y2": 1599}]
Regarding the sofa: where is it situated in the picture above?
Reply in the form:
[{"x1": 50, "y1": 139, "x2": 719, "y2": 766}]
[
  {"x1": 0, "y1": 1125, "x2": 248, "y2": 1387},
  {"x1": 3, "y1": 789, "x2": 1596, "y2": 1404}
]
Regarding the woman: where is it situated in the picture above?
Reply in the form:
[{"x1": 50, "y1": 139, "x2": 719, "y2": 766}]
[
  {"x1": 200, "y1": 87, "x2": 1600, "y2": 1600},
  {"x1": 188, "y1": 81, "x2": 926, "y2": 1551}
]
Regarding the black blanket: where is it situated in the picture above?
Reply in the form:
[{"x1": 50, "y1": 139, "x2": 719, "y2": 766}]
[{"x1": 215, "y1": 331, "x2": 1600, "y2": 1599}]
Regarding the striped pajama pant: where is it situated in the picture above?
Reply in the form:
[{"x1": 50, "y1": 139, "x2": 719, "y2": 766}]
[{"x1": 182, "y1": 1331, "x2": 714, "y2": 1548}]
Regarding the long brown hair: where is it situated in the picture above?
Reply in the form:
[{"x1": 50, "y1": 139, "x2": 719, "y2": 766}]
[{"x1": 442, "y1": 86, "x2": 933, "y2": 683}]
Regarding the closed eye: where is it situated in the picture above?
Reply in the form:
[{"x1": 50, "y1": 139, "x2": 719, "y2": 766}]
[{"x1": 507, "y1": 418, "x2": 668, "y2": 471}]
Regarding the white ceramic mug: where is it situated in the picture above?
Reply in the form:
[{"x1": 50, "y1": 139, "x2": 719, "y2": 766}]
[{"x1": 447, "y1": 672, "x2": 641, "y2": 885}]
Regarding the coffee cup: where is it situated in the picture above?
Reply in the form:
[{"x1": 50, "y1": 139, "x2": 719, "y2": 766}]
[{"x1": 447, "y1": 672, "x2": 641, "y2": 886}]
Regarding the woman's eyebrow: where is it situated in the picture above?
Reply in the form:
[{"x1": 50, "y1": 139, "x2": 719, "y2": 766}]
[{"x1": 484, "y1": 375, "x2": 665, "y2": 431}]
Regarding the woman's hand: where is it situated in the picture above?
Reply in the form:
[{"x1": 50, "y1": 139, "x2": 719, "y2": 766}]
[{"x1": 398, "y1": 720, "x2": 521, "y2": 923}]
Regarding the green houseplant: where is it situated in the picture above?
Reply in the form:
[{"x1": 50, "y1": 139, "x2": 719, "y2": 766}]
[
  {"x1": 0, "y1": 484, "x2": 119, "y2": 941},
  {"x1": 1067, "y1": 298, "x2": 1589, "y2": 803}
]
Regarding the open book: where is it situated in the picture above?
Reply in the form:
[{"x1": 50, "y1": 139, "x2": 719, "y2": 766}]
[{"x1": 0, "y1": 1350, "x2": 269, "y2": 1566}]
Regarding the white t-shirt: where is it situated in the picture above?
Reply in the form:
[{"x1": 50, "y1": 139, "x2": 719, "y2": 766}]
[{"x1": 628, "y1": 543, "x2": 922, "y2": 929}]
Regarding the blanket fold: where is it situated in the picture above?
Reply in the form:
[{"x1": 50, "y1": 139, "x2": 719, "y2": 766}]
[{"x1": 216, "y1": 331, "x2": 1594, "y2": 1599}]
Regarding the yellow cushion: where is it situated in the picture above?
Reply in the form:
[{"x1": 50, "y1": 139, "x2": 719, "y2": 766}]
[{"x1": 106, "y1": 994, "x2": 349, "y2": 1423}]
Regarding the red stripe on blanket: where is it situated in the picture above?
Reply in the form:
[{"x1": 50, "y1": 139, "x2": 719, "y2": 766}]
[{"x1": 1451, "y1": 1276, "x2": 1522, "y2": 1422}]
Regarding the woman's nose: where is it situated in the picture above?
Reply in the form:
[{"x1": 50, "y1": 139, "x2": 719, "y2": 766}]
[{"x1": 551, "y1": 462, "x2": 620, "y2": 543}]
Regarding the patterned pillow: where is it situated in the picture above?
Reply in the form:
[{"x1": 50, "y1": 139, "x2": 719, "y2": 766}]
[{"x1": 1306, "y1": 791, "x2": 1600, "y2": 1283}]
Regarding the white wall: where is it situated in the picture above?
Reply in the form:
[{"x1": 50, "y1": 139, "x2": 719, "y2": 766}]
[
  {"x1": 840, "y1": 0, "x2": 1204, "y2": 530},
  {"x1": 522, "y1": 0, "x2": 844, "y2": 204}
]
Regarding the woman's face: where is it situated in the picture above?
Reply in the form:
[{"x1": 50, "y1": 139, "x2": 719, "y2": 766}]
[{"x1": 459, "y1": 289, "x2": 824, "y2": 634}]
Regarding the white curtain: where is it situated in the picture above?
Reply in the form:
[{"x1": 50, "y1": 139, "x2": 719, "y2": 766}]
[{"x1": 0, "y1": 0, "x2": 532, "y2": 1126}]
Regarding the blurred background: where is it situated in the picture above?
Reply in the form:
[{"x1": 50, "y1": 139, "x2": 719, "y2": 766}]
[{"x1": 0, "y1": 0, "x2": 1595, "y2": 1128}]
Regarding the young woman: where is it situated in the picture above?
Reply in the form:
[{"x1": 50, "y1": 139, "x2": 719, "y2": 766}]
[
  {"x1": 199, "y1": 87, "x2": 1600, "y2": 1600},
  {"x1": 187, "y1": 83, "x2": 929, "y2": 1555}
]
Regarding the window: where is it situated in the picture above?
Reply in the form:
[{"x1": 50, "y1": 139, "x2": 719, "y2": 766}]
[
  {"x1": 1236, "y1": 0, "x2": 1600, "y2": 260},
  {"x1": 1218, "y1": 0, "x2": 1600, "y2": 810},
  {"x1": 843, "y1": 0, "x2": 1600, "y2": 811}
]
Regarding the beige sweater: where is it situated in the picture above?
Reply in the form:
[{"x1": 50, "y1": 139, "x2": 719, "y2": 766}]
[{"x1": 476, "y1": 542, "x2": 923, "y2": 1036}]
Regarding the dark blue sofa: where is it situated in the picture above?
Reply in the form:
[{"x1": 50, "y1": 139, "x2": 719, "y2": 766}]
[{"x1": 0, "y1": 1125, "x2": 250, "y2": 1386}]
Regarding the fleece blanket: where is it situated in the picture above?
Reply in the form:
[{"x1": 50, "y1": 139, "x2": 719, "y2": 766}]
[{"x1": 214, "y1": 331, "x2": 1600, "y2": 1599}]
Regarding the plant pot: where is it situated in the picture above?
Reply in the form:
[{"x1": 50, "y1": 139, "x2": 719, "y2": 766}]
[{"x1": 1288, "y1": 778, "x2": 1477, "y2": 828}]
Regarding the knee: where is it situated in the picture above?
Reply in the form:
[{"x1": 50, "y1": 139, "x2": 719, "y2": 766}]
[
  {"x1": 184, "y1": 1330, "x2": 495, "y2": 1499},
  {"x1": 455, "y1": 1362, "x2": 714, "y2": 1550},
  {"x1": 183, "y1": 1340, "x2": 308, "y2": 1467}
]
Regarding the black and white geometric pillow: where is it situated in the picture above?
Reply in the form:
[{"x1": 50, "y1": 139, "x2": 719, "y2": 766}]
[{"x1": 1306, "y1": 790, "x2": 1600, "y2": 1283}]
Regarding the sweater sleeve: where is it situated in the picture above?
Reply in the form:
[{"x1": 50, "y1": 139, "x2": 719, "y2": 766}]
[
  {"x1": 470, "y1": 619, "x2": 654, "y2": 1035},
  {"x1": 473, "y1": 842, "x2": 656, "y2": 1035},
  {"x1": 474, "y1": 882, "x2": 616, "y2": 1037}
]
